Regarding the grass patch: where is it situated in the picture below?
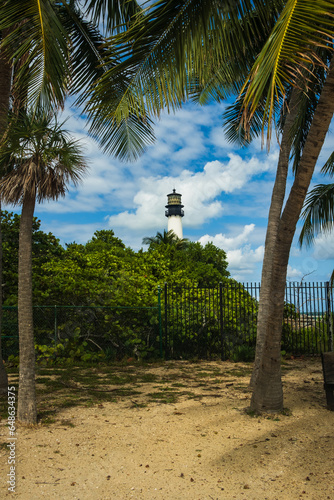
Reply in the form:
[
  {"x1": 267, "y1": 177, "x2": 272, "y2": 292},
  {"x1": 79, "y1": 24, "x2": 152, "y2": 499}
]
[
  {"x1": 138, "y1": 373, "x2": 160, "y2": 383},
  {"x1": 147, "y1": 390, "x2": 180, "y2": 404},
  {"x1": 0, "y1": 360, "x2": 305, "y2": 424},
  {"x1": 59, "y1": 419, "x2": 76, "y2": 428}
]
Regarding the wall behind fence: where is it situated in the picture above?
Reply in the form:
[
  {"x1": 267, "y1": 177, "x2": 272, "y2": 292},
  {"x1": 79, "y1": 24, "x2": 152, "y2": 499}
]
[{"x1": 1, "y1": 282, "x2": 333, "y2": 361}]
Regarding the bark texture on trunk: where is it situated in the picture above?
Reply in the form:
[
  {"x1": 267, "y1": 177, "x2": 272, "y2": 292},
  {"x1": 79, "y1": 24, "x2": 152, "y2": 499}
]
[
  {"x1": 0, "y1": 204, "x2": 7, "y2": 395},
  {"x1": 250, "y1": 90, "x2": 300, "y2": 388},
  {"x1": 0, "y1": 28, "x2": 12, "y2": 133},
  {"x1": 250, "y1": 64, "x2": 334, "y2": 412},
  {"x1": 17, "y1": 192, "x2": 37, "y2": 424},
  {"x1": 0, "y1": 29, "x2": 12, "y2": 394}
]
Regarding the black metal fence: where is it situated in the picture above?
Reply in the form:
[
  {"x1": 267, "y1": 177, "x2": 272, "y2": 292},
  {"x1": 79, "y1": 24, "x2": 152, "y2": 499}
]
[
  {"x1": 1, "y1": 282, "x2": 333, "y2": 361},
  {"x1": 164, "y1": 281, "x2": 333, "y2": 360},
  {"x1": 1, "y1": 303, "x2": 163, "y2": 361}
]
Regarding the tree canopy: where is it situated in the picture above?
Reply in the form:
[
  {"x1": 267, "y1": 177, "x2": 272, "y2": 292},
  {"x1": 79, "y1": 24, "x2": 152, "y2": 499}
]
[{"x1": 1, "y1": 219, "x2": 231, "y2": 306}]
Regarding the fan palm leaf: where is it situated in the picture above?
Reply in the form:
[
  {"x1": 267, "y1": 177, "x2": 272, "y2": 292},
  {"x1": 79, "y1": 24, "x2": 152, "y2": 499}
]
[{"x1": 0, "y1": 109, "x2": 88, "y2": 204}]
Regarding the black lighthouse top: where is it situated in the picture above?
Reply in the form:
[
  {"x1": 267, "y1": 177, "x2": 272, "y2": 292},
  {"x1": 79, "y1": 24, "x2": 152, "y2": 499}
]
[{"x1": 165, "y1": 189, "x2": 184, "y2": 218}]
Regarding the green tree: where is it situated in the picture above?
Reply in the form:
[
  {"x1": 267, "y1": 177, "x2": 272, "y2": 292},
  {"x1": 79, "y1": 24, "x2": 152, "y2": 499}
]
[
  {"x1": 0, "y1": 0, "x2": 151, "y2": 400},
  {"x1": 85, "y1": 0, "x2": 334, "y2": 411},
  {"x1": 1, "y1": 211, "x2": 63, "y2": 305},
  {"x1": 0, "y1": 0, "x2": 154, "y2": 156},
  {"x1": 184, "y1": 242, "x2": 230, "y2": 287},
  {"x1": 37, "y1": 229, "x2": 234, "y2": 360},
  {"x1": 0, "y1": 0, "x2": 157, "y2": 393},
  {"x1": 0, "y1": 109, "x2": 88, "y2": 424}
]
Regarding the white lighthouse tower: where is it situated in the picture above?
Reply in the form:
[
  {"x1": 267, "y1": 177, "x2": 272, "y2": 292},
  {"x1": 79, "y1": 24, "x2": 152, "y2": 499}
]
[{"x1": 165, "y1": 189, "x2": 184, "y2": 239}]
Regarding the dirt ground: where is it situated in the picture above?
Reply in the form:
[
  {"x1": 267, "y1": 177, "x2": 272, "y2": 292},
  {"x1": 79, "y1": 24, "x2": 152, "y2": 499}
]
[{"x1": 1, "y1": 358, "x2": 334, "y2": 500}]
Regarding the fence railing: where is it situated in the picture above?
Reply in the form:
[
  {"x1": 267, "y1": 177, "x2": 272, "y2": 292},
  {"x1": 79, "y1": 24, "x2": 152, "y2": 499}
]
[
  {"x1": 164, "y1": 281, "x2": 333, "y2": 360},
  {"x1": 1, "y1": 302, "x2": 163, "y2": 361},
  {"x1": 1, "y1": 282, "x2": 333, "y2": 361}
]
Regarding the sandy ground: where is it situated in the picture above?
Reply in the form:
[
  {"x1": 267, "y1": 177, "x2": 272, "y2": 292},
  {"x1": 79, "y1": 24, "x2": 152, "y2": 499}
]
[{"x1": 1, "y1": 358, "x2": 334, "y2": 500}]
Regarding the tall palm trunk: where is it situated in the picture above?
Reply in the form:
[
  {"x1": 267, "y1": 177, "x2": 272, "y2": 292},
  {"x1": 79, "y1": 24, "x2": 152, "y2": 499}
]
[
  {"x1": 0, "y1": 28, "x2": 12, "y2": 394},
  {"x1": 17, "y1": 191, "x2": 37, "y2": 424},
  {"x1": 0, "y1": 202, "x2": 7, "y2": 394},
  {"x1": 250, "y1": 89, "x2": 300, "y2": 388},
  {"x1": 250, "y1": 64, "x2": 334, "y2": 412}
]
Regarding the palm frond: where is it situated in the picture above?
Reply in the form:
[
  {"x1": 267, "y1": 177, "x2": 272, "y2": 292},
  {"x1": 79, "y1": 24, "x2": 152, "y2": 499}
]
[
  {"x1": 278, "y1": 58, "x2": 331, "y2": 172},
  {"x1": 85, "y1": 0, "x2": 285, "y2": 156},
  {"x1": 59, "y1": 2, "x2": 109, "y2": 99},
  {"x1": 299, "y1": 183, "x2": 334, "y2": 247},
  {"x1": 0, "y1": 0, "x2": 71, "y2": 110},
  {"x1": 321, "y1": 152, "x2": 334, "y2": 176},
  {"x1": 190, "y1": 1, "x2": 284, "y2": 106},
  {"x1": 240, "y1": 0, "x2": 334, "y2": 144},
  {"x1": 87, "y1": 106, "x2": 155, "y2": 161},
  {"x1": 223, "y1": 88, "x2": 283, "y2": 146},
  {"x1": 88, "y1": 0, "x2": 283, "y2": 120},
  {"x1": 84, "y1": 0, "x2": 142, "y2": 34}
]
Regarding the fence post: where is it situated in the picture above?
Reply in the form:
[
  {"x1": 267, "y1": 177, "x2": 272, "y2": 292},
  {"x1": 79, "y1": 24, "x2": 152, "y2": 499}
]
[
  {"x1": 158, "y1": 286, "x2": 163, "y2": 358},
  {"x1": 54, "y1": 305, "x2": 58, "y2": 343},
  {"x1": 326, "y1": 281, "x2": 333, "y2": 352},
  {"x1": 219, "y1": 282, "x2": 225, "y2": 360},
  {"x1": 164, "y1": 282, "x2": 169, "y2": 359}
]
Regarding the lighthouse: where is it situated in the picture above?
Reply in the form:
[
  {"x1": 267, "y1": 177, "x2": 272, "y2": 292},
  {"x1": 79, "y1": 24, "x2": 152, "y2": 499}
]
[{"x1": 165, "y1": 189, "x2": 184, "y2": 239}]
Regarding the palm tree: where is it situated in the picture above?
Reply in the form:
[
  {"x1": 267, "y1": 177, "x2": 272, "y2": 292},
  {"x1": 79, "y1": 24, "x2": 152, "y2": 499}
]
[
  {"x1": 0, "y1": 0, "x2": 152, "y2": 394},
  {"x1": 85, "y1": 0, "x2": 334, "y2": 411},
  {"x1": 143, "y1": 230, "x2": 189, "y2": 250},
  {"x1": 0, "y1": 0, "x2": 153, "y2": 156},
  {"x1": 0, "y1": 109, "x2": 88, "y2": 424},
  {"x1": 299, "y1": 153, "x2": 334, "y2": 287}
]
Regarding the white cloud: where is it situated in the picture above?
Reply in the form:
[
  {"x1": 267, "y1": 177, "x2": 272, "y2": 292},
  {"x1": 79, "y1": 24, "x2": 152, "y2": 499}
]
[
  {"x1": 107, "y1": 153, "x2": 275, "y2": 233},
  {"x1": 42, "y1": 222, "x2": 105, "y2": 245},
  {"x1": 226, "y1": 245, "x2": 264, "y2": 277},
  {"x1": 198, "y1": 224, "x2": 264, "y2": 281},
  {"x1": 287, "y1": 265, "x2": 303, "y2": 280},
  {"x1": 313, "y1": 232, "x2": 334, "y2": 260},
  {"x1": 199, "y1": 224, "x2": 256, "y2": 250}
]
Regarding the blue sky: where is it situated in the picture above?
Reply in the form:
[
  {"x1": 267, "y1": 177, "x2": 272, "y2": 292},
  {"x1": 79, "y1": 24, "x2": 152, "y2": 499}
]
[{"x1": 5, "y1": 99, "x2": 333, "y2": 283}]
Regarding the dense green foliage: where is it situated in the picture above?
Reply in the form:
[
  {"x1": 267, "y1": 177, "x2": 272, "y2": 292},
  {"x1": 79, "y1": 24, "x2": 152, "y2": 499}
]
[
  {"x1": 1, "y1": 211, "x2": 64, "y2": 305},
  {"x1": 33, "y1": 228, "x2": 230, "y2": 306},
  {"x1": 2, "y1": 215, "x2": 331, "y2": 362},
  {"x1": 2, "y1": 216, "x2": 237, "y2": 360}
]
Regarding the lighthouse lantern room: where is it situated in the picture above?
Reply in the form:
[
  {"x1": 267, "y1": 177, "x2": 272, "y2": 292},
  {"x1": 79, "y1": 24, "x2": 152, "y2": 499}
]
[{"x1": 165, "y1": 189, "x2": 184, "y2": 239}]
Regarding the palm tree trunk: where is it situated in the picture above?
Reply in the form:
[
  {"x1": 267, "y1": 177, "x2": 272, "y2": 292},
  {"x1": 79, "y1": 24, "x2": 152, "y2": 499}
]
[
  {"x1": 250, "y1": 63, "x2": 334, "y2": 412},
  {"x1": 0, "y1": 203, "x2": 7, "y2": 394},
  {"x1": 249, "y1": 89, "x2": 300, "y2": 389},
  {"x1": 17, "y1": 191, "x2": 37, "y2": 424},
  {"x1": 0, "y1": 28, "x2": 12, "y2": 394}
]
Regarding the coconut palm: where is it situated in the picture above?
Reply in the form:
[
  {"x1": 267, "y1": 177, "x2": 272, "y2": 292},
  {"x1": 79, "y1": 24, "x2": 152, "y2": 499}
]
[
  {"x1": 0, "y1": 0, "x2": 152, "y2": 395},
  {"x1": 0, "y1": 0, "x2": 153, "y2": 156},
  {"x1": 0, "y1": 109, "x2": 88, "y2": 423},
  {"x1": 85, "y1": 0, "x2": 334, "y2": 411}
]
